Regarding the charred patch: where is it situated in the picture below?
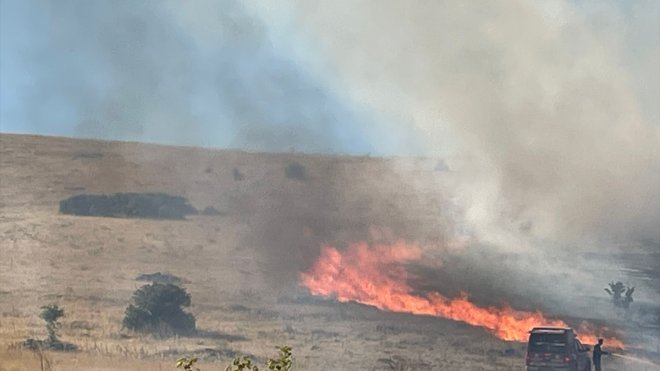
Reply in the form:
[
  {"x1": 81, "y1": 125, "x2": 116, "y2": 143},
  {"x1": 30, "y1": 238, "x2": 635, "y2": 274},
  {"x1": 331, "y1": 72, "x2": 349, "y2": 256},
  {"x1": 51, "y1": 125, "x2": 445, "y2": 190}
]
[{"x1": 59, "y1": 192, "x2": 197, "y2": 220}]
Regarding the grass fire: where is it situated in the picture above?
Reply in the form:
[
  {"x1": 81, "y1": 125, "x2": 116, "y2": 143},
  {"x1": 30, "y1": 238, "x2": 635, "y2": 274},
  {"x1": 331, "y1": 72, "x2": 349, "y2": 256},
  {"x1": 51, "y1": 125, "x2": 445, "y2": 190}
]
[{"x1": 300, "y1": 242, "x2": 624, "y2": 348}]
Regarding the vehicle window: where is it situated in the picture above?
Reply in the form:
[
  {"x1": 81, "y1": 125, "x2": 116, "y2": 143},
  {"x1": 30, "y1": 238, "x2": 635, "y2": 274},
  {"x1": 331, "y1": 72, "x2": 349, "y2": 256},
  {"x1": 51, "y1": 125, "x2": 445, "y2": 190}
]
[{"x1": 529, "y1": 333, "x2": 567, "y2": 353}]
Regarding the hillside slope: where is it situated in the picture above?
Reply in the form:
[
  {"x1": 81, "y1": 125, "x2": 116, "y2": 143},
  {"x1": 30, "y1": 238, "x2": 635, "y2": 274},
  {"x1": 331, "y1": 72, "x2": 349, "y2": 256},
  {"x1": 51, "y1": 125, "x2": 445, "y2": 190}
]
[{"x1": 0, "y1": 134, "x2": 643, "y2": 370}]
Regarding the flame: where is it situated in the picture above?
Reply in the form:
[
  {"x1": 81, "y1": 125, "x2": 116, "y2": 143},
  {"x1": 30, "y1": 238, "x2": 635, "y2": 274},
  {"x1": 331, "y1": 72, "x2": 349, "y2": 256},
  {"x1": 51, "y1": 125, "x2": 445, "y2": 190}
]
[{"x1": 300, "y1": 242, "x2": 623, "y2": 348}]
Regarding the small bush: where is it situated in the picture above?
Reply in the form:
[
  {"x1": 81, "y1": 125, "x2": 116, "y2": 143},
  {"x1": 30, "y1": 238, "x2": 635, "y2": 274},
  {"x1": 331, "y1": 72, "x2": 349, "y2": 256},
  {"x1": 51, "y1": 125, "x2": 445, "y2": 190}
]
[
  {"x1": 176, "y1": 357, "x2": 201, "y2": 371},
  {"x1": 123, "y1": 283, "x2": 196, "y2": 336},
  {"x1": 40, "y1": 304, "x2": 64, "y2": 343},
  {"x1": 23, "y1": 304, "x2": 76, "y2": 351},
  {"x1": 285, "y1": 162, "x2": 305, "y2": 180},
  {"x1": 177, "y1": 346, "x2": 293, "y2": 371},
  {"x1": 265, "y1": 346, "x2": 293, "y2": 371},
  {"x1": 604, "y1": 281, "x2": 634, "y2": 309}
]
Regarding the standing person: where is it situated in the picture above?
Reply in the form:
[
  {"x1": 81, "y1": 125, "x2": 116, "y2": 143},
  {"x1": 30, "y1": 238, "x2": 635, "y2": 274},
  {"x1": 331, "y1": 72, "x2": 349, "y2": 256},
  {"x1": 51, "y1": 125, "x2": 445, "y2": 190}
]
[{"x1": 593, "y1": 338, "x2": 609, "y2": 371}]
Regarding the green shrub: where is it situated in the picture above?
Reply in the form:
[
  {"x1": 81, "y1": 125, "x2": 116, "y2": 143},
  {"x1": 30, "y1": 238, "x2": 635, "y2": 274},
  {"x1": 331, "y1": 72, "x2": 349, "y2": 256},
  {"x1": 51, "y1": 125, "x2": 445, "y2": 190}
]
[
  {"x1": 123, "y1": 283, "x2": 196, "y2": 336},
  {"x1": 176, "y1": 346, "x2": 293, "y2": 371},
  {"x1": 40, "y1": 304, "x2": 64, "y2": 343},
  {"x1": 176, "y1": 357, "x2": 201, "y2": 371},
  {"x1": 265, "y1": 346, "x2": 293, "y2": 371},
  {"x1": 226, "y1": 356, "x2": 259, "y2": 371},
  {"x1": 23, "y1": 304, "x2": 76, "y2": 351}
]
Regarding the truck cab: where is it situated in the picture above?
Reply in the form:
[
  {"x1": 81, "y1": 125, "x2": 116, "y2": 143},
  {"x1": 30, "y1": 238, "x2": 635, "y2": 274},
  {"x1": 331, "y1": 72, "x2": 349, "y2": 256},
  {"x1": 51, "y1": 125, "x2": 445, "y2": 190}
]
[{"x1": 526, "y1": 327, "x2": 591, "y2": 371}]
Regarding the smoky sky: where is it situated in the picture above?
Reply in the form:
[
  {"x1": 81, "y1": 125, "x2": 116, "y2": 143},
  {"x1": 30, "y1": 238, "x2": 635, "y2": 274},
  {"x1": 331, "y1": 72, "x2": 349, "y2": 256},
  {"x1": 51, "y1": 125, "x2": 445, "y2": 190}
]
[
  {"x1": 0, "y1": 0, "x2": 382, "y2": 154},
  {"x1": 1, "y1": 0, "x2": 658, "y2": 244},
  {"x1": 262, "y1": 0, "x2": 660, "y2": 244}
]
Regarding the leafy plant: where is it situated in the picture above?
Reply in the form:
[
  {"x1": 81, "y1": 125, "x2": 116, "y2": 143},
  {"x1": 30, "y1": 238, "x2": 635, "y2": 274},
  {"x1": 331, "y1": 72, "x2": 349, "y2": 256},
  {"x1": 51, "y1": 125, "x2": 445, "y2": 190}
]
[
  {"x1": 225, "y1": 356, "x2": 260, "y2": 371},
  {"x1": 176, "y1": 346, "x2": 293, "y2": 371},
  {"x1": 265, "y1": 346, "x2": 293, "y2": 371},
  {"x1": 225, "y1": 346, "x2": 292, "y2": 371},
  {"x1": 123, "y1": 282, "x2": 196, "y2": 336},
  {"x1": 382, "y1": 355, "x2": 414, "y2": 371},
  {"x1": 176, "y1": 357, "x2": 201, "y2": 371},
  {"x1": 40, "y1": 304, "x2": 64, "y2": 343},
  {"x1": 23, "y1": 304, "x2": 76, "y2": 351}
]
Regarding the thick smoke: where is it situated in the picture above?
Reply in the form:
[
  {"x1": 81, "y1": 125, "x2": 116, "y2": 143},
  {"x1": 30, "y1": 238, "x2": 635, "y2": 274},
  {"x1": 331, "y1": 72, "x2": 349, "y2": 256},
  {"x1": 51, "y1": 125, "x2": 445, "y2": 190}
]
[
  {"x1": 249, "y1": 0, "x2": 660, "y2": 245},
  {"x1": 0, "y1": 0, "x2": 376, "y2": 154},
  {"x1": 243, "y1": 0, "x2": 660, "y2": 324}
]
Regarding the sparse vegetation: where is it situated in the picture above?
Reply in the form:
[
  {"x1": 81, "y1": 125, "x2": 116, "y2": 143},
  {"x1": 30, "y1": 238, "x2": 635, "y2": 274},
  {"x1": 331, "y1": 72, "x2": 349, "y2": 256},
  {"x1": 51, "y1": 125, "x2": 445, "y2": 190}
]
[
  {"x1": 265, "y1": 346, "x2": 293, "y2": 371},
  {"x1": 284, "y1": 162, "x2": 305, "y2": 180},
  {"x1": 123, "y1": 283, "x2": 196, "y2": 336},
  {"x1": 604, "y1": 281, "x2": 635, "y2": 309},
  {"x1": 40, "y1": 304, "x2": 64, "y2": 344},
  {"x1": 176, "y1": 356, "x2": 201, "y2": 371},
  {"x1": 176, "y1": 346, "x2": 293, "y2": 371},
  {"x1": 225, "y1": 356, "x2": 260, "y2": 371},
  {"x1": 23, "y1": 304, "x2": 76, "y2": 351},
  {"x1": 32, "y1": 347, "x2": 54, "y2": 371},
  {"x1": 381, "y1": 355, "x2": 415, "y2": 371}
]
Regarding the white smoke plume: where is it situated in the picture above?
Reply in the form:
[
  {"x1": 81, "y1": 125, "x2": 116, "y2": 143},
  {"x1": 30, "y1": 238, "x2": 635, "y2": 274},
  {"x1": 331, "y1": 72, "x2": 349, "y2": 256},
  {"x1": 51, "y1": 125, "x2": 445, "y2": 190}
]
[{"x1": 247, "y1": 0, "x2": 660, "y2": 245}]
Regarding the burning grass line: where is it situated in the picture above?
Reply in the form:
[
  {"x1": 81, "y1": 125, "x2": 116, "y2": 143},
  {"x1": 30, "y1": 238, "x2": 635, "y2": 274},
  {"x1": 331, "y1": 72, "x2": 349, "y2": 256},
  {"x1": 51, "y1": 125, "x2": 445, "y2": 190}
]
[{"x1": 300, "y1": 241, "x2": 624, "y2": 348}]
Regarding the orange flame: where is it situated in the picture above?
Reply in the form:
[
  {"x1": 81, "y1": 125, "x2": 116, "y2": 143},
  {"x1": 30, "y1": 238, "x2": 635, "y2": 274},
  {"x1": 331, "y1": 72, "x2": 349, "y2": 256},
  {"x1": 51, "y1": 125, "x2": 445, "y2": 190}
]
[{"x1": 300, "y1": 242, "x2": 623, "y2": 348}]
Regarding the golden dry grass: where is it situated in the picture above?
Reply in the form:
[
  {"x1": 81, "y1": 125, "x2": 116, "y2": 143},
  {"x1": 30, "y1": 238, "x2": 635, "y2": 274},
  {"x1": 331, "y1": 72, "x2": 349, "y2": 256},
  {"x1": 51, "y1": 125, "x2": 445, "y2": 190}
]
[{"x1": 0, "y1": 134, "x2": 643, "y2": 370}]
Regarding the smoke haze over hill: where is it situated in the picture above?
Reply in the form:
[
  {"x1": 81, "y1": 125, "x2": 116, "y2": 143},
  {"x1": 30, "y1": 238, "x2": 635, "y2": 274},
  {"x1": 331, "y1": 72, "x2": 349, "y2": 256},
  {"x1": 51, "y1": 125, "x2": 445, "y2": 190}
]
[
  {"x1": 2, "y1": 0, "x2": 658, "y2": 243},
  {"x1": 253, "y1": 0, "x2": 660, "y2": 245}
]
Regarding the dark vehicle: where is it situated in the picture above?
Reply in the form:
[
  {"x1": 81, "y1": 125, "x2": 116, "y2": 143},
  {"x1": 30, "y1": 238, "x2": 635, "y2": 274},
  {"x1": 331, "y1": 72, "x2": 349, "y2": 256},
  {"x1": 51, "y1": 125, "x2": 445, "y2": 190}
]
[{"x1": 526, "y1": 327, "x2": 592, "y2": 371}]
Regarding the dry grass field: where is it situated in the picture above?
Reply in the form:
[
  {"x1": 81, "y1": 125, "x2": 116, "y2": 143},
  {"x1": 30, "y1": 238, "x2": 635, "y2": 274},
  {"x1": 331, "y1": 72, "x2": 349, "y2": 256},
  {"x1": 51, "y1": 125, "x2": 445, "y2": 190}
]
[{"x1": 0, "y1": 134, "x2": 651, "y2": 370}]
